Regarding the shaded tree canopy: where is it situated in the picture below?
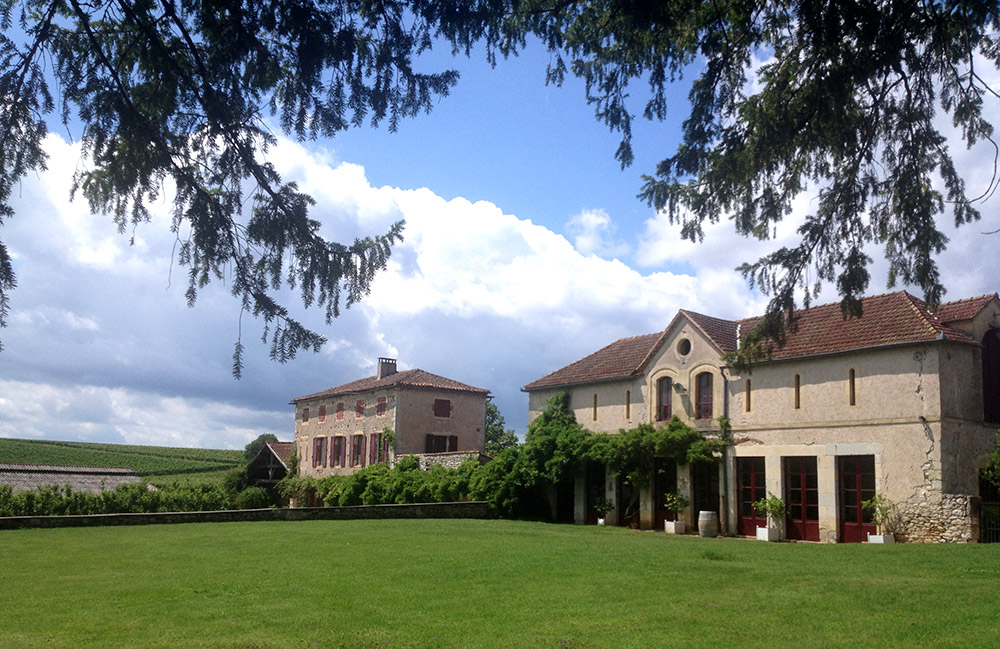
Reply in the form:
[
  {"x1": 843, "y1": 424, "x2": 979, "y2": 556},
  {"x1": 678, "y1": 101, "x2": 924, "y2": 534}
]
[
  {"x1": 3, "y1": 0, "x2": 998, "y2": 372},
  {"x1": 243, "y1": 432, "x2": 278, "y2": 462}
]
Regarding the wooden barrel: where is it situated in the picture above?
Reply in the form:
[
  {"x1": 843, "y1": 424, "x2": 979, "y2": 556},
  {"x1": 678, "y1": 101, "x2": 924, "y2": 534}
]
[{"x1": 698, "y1": 510, "x2": 719, "y2": 538}]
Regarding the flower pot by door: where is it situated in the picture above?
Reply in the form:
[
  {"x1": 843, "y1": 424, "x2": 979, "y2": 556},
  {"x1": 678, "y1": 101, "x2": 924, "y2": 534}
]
[
  {"x1": 756, "y1": 526, "x2": 780, "y2": 542},
  {"x1": 664, "y1": 520, "x2": 685, "y2": 534},
  {"x1": 868, "y1": 532, "x2": 895, "y2": 544}
]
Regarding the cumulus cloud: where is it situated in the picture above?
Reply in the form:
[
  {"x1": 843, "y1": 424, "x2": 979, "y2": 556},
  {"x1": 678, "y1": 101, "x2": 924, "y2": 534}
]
[
  {"x1": 3, "y1": 128, "x2": 996, "y2": 447},
  {"x1": 565, "y1": 208, "x2": 630, "y2": 259}
]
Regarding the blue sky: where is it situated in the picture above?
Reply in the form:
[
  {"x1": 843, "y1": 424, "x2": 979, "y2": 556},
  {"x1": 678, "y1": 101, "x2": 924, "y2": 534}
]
[{"x1": 1, "y1": 41, "x2": 998, "y2": 450}]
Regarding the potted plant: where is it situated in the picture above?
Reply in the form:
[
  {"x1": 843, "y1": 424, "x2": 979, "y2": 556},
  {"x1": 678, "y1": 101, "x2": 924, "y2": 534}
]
[
  {"x1": 592, "y1": 496, "x2": 612, "y2": 526},
  {"x1": 663, "y1": 492, "x2": 689, "y2": 534},
  {"x1": 862, "y1": 494, "x2": 896, "y2": 544},
  {"x1": 752, "y1": 493, "x2": 785, "y2": 542}
]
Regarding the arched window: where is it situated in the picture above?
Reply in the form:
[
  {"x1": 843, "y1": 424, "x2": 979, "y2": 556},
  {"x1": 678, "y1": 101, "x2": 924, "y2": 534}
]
[
  {"x1": 696, "y1": 372, "x2": 713, "y2": 419},
  {"x1": 983, "y1": 330, "x2": 1000, "y2": 423},
  {"x1": 657, "y1": 377, "x2": 672, "y2": 421}
]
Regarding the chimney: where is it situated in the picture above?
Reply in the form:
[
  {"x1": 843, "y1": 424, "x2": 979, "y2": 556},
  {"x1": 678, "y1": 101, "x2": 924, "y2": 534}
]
[{"x1": 377, "y1": 357, "x2": 397, "y2": 380}]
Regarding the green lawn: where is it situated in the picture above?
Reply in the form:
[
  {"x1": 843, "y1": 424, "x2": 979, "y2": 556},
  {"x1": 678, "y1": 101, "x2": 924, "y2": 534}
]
[{"x1": 1, "y1": 519, "x2": 997, "y2": 648}]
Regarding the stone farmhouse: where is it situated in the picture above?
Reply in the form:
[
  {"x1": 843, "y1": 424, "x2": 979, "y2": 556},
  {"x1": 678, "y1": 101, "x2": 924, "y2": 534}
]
[
  {"x1": 292, "y1": 358, "x2": 490, "y2": 478},
  {"x1": 523, "y1": 291, "x2": 1000, "y2": 543}
]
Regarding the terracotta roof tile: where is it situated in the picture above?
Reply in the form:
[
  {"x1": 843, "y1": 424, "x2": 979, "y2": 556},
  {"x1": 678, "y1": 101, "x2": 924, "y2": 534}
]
[
  {"x1": 681, "y1": 310, "x2": 741, "y2": 354},
  {"x1": 265, "y1": 442, "x2": 295, "y2": 468},
  {"x1": 737, "y1": 291, "x2": 977, "y2": 360},
  {"x1": 522, "y1": 332, "x2": 663, "y2": 391},
  {"x1": 292, "y1": 368, "x2": 489, "y2": 403},
  {"x1": 524, "y1": 291, "x2": 994, "y2": 390},
  {"x1": 932, "y1": 294, "x2": 998, "y2": 324}
]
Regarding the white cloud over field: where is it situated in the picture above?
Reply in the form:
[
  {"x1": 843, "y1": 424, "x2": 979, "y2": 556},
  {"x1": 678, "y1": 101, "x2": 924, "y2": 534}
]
[{"x1": 1, "y1": 130, "x2": 996, "y2": 448}]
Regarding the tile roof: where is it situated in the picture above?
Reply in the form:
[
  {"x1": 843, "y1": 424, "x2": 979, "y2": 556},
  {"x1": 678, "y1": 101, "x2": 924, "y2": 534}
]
[
  {"x1": 0, "y1": 464, "x2": 141, "y2": 494},
  {"x1": 292, "y1": 368, "x2": 489, "y2": 403},
  {"x1": 681, "y1": 310, "x2": 741, "y2": 355},
  {"x1": 932, "y1": 294, "x2": 998, "y2": 324},
  {"x1": 265, "y1": 442, "x2": 295, "y2": 468},
  {"x1": 737, "y1": 292, "x2": 981, "y2": 361},
  {"x1": 523, "y1": 291, "x2": 997, "y2": 390},
  {"x1": 522, "y1": 332, "x2": 664, "y2": 391}
]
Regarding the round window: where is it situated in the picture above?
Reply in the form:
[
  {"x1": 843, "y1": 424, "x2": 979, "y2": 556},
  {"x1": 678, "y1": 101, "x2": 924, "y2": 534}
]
[{"x1": 676, "y1": 338, "x2": 692, "y2": 356}]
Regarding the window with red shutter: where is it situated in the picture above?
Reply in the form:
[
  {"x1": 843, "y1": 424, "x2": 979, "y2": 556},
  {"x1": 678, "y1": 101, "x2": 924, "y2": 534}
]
[
  {"x1": 356, "y1": 400, "x2": 365, "y2": 418},
  {"x1": 302, "y1": 407, "x2": 310, "y2": 423},
  {"x1": 352, "y1": 434, "x2": 365, "y2": 466},
  {"x1": 318, "y1": 405, "x2": 326, "y2": 422},
  {"x1": 335, "y1": 402, "x2": 344, "y2": 420},
  {"x1": 448, "y1": 435, "x2": 458, "y2": 452},
  {"x1": 376, "y1": 396, "x2": 387, "y2": 416}
]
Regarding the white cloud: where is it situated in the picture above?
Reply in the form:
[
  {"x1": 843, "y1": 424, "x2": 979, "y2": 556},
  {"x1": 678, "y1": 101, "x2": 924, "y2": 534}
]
[{"x1": 565, "y1": 208, "x2": 630, "y2": 258}]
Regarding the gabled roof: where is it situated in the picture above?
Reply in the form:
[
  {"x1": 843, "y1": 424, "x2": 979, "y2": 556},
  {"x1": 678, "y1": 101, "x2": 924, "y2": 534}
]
[
  {"x1": 522, "y1": 332, "x2": 664, "y2": 391},
  {"x1": 523, "y1": 291, "x2": 997, "y2": 390},
  {"x1": 0, "y1": 464, "x2": 141, "y2": 494},
  {"x1": 737, "y1": 291, "x2": 987, "y2": 361},
  {"x1": 932, "y1": 293, "x2": 998, "y2": 325},
  {"x1": 292, "y1": 368, "x2": 489, "y2": 403},
  {"x1": 264, "y1": 442, "x2": 294, "y2": 468}
]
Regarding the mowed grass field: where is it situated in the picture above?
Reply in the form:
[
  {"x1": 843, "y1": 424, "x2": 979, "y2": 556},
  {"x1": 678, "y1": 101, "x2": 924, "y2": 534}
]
[{"x1": 1, "y1": 519, "x2": 998, "y2": 649}]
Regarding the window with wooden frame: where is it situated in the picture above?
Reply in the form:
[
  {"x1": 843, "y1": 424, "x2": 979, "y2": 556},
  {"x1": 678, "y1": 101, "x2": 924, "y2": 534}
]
[
  {"x1": 433, "y1": 399, "x2": 451, "y2": 418},
  {"x1": 352, "y1": 434, "x2": 365, "y2": 466},
  {"x1": 369, "y1": 432, "x2": 390, "y2": 464},
  {"x1": 335, "y1": 402, "x2": 345, "y2": 420},
  {"x1": 848, "y1": 368, "x2": 857, "y2": 406},
  {"x1": 301, "y1": 407, "x2": 310, "y2": 424},
  {"x1": 794, "y1": 374, "x2": 801, "y2": 410},
  {"x1": 657, "y1": 377, "x2": 672, "y2": 421},
  {"x1": 744, "y1": 379, "x2": 752, "y2": 412},
  {"x1": 355, "y1": 400, "x2": 365, "y2": 418},
  {"x1": 318, "y1": 405, "x2": 326, "y2": 422},
  {"x1": 376, "y1": 396, "x2": 387, "y2": 416},
  {"x1": 313, "y1": 437, "x2": 327, "y2": 468},
  {"x1": 332, "y1": 436, "x2": 346, "y2": 467},
  {"x1": 696, "y1": 372, "x2": 713, "y2": 419},
  {"x1": 424, "y1": 434, "x2": 457, "y2": 453}
]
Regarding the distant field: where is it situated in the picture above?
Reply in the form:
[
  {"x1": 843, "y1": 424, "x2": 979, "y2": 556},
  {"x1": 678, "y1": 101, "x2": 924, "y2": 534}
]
[
  {"x1": 1, "y1": 519, "x2": 998, "y2": 649},
  {"x1": 0, "y1": 438, "x2": 243, "y2": 484}
]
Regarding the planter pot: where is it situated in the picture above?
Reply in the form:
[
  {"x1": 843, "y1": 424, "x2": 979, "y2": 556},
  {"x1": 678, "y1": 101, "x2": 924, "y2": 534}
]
[
  {"x1": 756, "y1": 526, "x2": 780, "y2": 542},
  {"x1": 597, "y1": 517, "x2": 605, "y2": 526},
  {"x1": 664, "y1": 520, "x2": 686, "y2": 534},
  {"x1": 868, "y1": 532, "x2": 895, "y2": 544}
]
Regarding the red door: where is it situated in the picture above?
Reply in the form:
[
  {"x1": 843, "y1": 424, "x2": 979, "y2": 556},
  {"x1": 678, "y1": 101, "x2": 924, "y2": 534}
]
[
  {"x1": 784, "y1": 456, "x2": 820, "y2": 541},
  {"x1": 839, "y1": 455, "x2": 876, "y2": 543},
  {"x1": 737, "y1": 457, "x2": 766, "y2": 536}
]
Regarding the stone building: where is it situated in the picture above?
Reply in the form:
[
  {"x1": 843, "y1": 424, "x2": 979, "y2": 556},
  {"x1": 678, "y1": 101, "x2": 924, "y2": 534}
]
[
  {"x1": 292, "y1": 358, "x2": 490, "y2": 478},
  {"x1": 523, "y1": 291, "x2": 1000, "y2": 542}
]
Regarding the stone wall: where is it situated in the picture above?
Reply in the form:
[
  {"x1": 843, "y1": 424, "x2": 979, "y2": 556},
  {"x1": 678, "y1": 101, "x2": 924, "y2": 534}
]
[
  {"x1": 0, "y1": 501, "x2": 490, "y2": 531},
  {"x1": 415, "y1": 451, "x2": 488, "y2": 470},
  {"x1": 896, "y1": 494, "x2": 977, "y2": 543}
]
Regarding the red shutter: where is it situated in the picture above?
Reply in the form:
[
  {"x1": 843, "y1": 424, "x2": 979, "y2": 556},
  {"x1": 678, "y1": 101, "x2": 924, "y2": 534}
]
[
  {"x1": 369, "y1": 433, "x2": 377, "y2": 464},
  {"x1": 336, "y1": 402, "x2": 344, "y2": 420},
  {"x1": 318, "y1": 405, "x2": 326, "y2": 422},
  {"x1": 448, "y1": 435, "x2": 458, "y2": 452},
  {"x1": 425, "y1": 434, "x2": 434, "y2": 453}
]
